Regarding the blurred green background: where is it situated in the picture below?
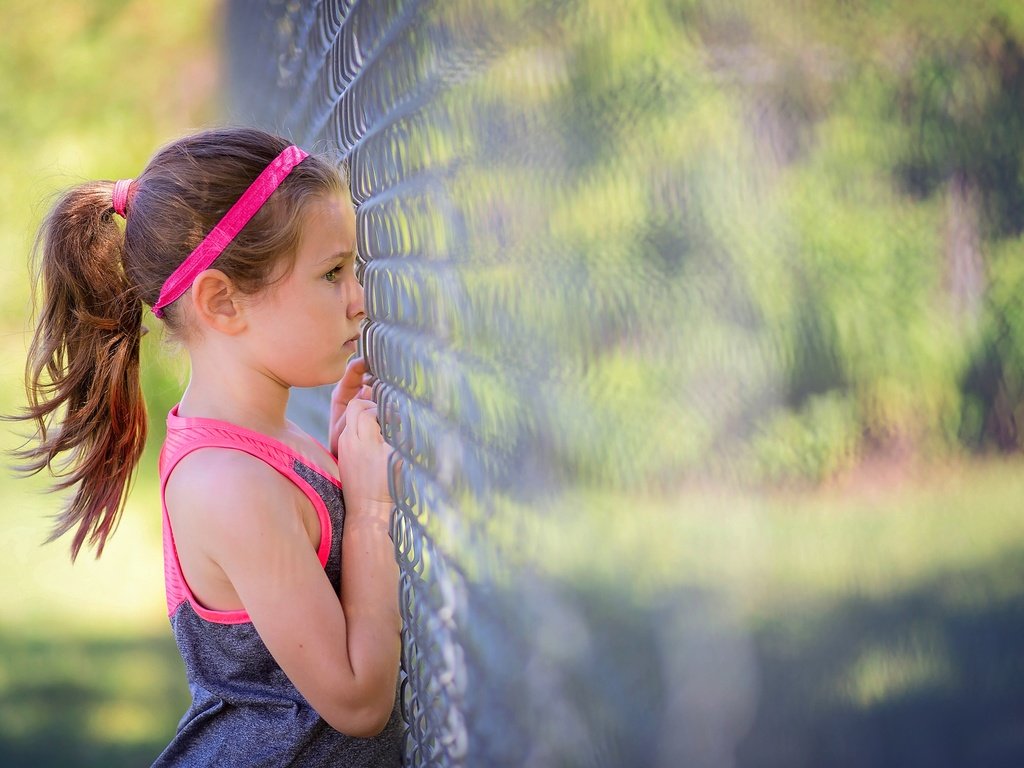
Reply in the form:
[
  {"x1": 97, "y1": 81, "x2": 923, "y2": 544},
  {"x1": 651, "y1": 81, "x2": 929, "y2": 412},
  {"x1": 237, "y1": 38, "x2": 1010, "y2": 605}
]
[
  {"x1": 2, "y1": 0, "x2": 1024, "y2": 765},
  {"x1": 1, "y1": 2, "x2": 218, "y2": 764}
]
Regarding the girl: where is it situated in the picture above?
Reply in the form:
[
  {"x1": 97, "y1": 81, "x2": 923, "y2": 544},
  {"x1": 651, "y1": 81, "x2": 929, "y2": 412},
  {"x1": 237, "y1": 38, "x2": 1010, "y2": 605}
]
[{"x1": 14, "y1": 128, "x2": 403, "y2": 766}]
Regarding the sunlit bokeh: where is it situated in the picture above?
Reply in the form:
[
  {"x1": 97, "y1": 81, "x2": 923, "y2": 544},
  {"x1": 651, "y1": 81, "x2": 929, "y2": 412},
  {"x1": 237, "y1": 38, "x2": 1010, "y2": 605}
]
[
  {"x1": 232, "y1": 1, "x2": 1024, "y2": 766},
  {"x1": 4, "y1": 0, "x2": 1024, "y2": 765},
  {"x1": 1, "y1": 2, "x2": 218, "y2": 765}
]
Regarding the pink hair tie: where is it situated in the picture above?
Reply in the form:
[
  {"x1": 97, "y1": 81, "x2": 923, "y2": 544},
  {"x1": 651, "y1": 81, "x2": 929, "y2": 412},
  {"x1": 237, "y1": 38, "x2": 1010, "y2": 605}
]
[
  {"x1": 151, "y1": 144, "x2": 309, "y2": 319},
  {"x1": 112, "y1": 179, "x2": 133, "y2": 218}
]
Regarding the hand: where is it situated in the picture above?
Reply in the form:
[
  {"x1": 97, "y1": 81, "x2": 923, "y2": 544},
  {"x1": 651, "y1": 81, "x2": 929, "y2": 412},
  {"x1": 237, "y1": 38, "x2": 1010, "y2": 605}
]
[
  {"x1": 336, "y1": 395, "x2": 393, "y2": 510},
  {"x1": 329, "y1": 356, "x2": 373, "y2": 458}
]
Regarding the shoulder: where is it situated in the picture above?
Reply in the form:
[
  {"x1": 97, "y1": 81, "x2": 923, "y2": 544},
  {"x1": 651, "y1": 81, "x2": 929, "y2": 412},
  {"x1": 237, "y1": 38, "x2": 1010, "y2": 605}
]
[
  {"x1": 166, "y1": 447, "x2": 300, "y2": 535},
  {"x1": 169, "y1": 446, "x2": 286, "y2": 496}
]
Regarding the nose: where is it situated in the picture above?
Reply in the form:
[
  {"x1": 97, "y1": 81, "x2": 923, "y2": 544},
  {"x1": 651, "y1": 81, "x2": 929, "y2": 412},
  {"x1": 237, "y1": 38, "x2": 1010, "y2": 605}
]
[{"x1": 346, "y1": 268, "x2": 365, "y2": 320}]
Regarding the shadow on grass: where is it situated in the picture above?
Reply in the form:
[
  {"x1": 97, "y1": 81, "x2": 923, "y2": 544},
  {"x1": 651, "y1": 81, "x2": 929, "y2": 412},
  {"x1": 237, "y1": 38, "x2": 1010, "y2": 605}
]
[
  {"x1": 1, "y1": 549, "x2": 1021, "y2": 767},
  {"x1": 0, "y1": 629, "x2": 188, "y2": 768},
  {"x1": 738, "y1": 547, "x2": 1024, "y2": 768},
  {"x1": 453, "y1": 544, "x2": 1024, "y2": 766}
]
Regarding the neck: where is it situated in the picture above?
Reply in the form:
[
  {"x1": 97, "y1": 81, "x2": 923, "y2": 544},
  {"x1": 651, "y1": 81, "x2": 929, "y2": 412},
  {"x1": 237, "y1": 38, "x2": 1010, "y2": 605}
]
[{"x1": 178, "y1": 345, "x2": 291, "y2": 436}]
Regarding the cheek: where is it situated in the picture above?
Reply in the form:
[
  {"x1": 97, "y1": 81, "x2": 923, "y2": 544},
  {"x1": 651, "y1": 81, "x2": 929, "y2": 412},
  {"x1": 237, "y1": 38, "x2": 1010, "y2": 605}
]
[{"x1": 256, "y1": 296, "x2": 317, "y2": 344}]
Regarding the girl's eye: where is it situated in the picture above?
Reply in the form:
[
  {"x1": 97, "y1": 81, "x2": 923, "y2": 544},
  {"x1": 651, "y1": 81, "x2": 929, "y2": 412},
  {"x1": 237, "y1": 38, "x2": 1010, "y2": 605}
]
[{"x1": 324, "y1": 265, "x2": 342, "y2": 283}]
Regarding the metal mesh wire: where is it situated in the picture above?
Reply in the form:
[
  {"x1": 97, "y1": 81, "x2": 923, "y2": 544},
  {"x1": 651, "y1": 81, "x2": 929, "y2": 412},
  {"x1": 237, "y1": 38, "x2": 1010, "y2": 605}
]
[
  {"x1": 226, "y1": 1, "x2": 743, "y2": 765},
  {"x1": 222, "y1": 3, "x2": 1024, "y2": 767}
]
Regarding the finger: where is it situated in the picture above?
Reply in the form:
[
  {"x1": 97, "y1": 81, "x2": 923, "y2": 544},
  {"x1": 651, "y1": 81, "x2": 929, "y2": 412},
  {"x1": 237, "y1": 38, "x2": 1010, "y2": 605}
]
[
  {"x1": 345, "y1": 399, "x2": 380, "y2": 440},
  {"x1": 330, "y1": 412, "x2": 347, "y2": 457},
  {"x1": 344, "y1": 397, "x2": 378, "y2": 426},
  {"x1": 344, "y1": 395, "x2": 376, "y2": 412},
  {"x1": 332, "y1": 357, "x2": 368, "y2": 405},
  {"x1": 346, "y1": 355, "x2": 368, "y2": 378},
  {"x1": 355, "y1": 408, "x2": 381, "y2": 441},
  {"x1": 329, "y1": 380, "x2": 349, "y2": 416}
]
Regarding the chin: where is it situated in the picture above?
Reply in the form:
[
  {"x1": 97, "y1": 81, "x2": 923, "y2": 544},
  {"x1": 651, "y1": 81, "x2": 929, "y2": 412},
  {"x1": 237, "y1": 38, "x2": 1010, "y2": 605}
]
[{"x1": 287, "y1": 362, "x2": 347, "y2": 389}]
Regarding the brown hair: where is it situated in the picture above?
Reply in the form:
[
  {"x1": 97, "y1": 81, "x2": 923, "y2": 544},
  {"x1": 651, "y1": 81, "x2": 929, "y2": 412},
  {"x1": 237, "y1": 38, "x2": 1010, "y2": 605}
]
[{"x1": 10, "y1": 127, "x2": 347, "y2": 560}]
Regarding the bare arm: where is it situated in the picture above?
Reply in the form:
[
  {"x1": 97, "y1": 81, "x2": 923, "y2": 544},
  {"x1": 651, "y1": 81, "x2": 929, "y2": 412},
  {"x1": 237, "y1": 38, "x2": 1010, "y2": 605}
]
[
  {"x1": 168, "y1": 397, "x2": 399, "y2": 737},
  {"x1": 337, "y1": 394, "x2": 401, "y2": 725}
]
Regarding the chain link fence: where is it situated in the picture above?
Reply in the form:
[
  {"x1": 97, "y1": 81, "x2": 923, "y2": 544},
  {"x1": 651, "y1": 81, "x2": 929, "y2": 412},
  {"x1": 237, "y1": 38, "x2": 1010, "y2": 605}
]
[
  {"x1": 225, "y1": 2, "x2": 1024, "y2": 767},
  {"x1": 225, "y1": 1, "x2": 729, "y2": 765}
]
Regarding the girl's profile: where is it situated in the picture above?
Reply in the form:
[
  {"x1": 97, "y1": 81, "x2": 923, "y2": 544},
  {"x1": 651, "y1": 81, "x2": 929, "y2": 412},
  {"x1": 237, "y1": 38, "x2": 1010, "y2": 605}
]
[{"x1": 12, "y1": 127, "x2": 403, "y2": 766}]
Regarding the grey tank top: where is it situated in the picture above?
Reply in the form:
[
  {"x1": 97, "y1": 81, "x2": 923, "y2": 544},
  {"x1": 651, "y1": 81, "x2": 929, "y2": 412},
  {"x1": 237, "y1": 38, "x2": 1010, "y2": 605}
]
[{"x1": 152, "y1": 406, "x2": 403, "y2": 767}]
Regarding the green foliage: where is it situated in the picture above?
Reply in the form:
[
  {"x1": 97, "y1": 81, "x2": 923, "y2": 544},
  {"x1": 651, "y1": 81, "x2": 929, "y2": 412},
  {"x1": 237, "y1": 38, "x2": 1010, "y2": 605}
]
[
  {"x1": 749, "y1": 393, "x2": 861, "y2": 483},
  {"x1": 963, "y1": 234, "x2": 1024, "y2": 449},
  {"x1": 549, "y1": 0, "x2": 1024, "y2": 484}
]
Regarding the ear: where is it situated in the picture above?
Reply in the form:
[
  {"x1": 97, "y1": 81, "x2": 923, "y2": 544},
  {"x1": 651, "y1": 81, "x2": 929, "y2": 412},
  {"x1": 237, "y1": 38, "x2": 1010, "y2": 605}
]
[{"x1": 190, "y1": 269, "x2": 247, "y2": 335}]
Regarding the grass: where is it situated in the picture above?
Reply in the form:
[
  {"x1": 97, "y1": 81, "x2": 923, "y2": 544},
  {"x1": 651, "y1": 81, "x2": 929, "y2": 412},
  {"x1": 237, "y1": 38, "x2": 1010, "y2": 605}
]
[
  {"x1": 0, "y1": 629, "x2": 187, "y2": 767},
  {"x1": 512, "y1": 462, "x2": 1024, "y2": 766},
  {"x1": 534, "y1": 459, "x2": 1024, "y2": 609}
]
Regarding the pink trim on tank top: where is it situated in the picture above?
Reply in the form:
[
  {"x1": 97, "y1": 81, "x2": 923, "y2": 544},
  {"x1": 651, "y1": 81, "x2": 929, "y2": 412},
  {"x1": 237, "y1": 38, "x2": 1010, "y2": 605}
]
[
  {"x1": 161, "y1": 405, "x2": 342, "y2": 625},
  {"x1": 167, "y1": 407, "x2": 340, "y2": 475}
]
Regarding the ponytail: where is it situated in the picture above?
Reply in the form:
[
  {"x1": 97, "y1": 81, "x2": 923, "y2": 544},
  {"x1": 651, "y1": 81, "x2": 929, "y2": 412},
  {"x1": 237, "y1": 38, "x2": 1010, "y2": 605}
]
[{"x1": 11, "y1": 181, "x2": 147, "y2": 560}]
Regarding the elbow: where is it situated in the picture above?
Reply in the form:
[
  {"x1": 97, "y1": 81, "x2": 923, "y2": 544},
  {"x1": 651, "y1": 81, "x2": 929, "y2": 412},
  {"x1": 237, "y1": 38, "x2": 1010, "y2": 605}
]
[
  {"x1": 349, "y1": 707, "x2": 394, "y2": 739},
  {"x1": 325, "y1": 699, "x2": 394, "y2": 739},
  {"x1": 321, "y1": 688, "x2": 397, "y2": 741},
  {"x1": 314, "y1": 653, "x2": 400, "y2": 738}
]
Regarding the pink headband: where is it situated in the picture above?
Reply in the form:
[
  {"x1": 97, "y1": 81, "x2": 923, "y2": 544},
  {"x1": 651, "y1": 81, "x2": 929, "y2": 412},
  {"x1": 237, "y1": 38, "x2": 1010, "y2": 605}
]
[
  {"x1": 151, "y1": 144, "x2": 310, "y2": 318},
  {"x1": 112, "y1": 179, "x2": 132, "y2": 218}
]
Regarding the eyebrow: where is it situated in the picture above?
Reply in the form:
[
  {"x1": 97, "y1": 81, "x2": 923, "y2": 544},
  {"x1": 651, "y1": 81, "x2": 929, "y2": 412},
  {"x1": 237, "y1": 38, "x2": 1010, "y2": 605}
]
[{"x1": 318, "y1": 250, "x2": 354, "y2": 264}]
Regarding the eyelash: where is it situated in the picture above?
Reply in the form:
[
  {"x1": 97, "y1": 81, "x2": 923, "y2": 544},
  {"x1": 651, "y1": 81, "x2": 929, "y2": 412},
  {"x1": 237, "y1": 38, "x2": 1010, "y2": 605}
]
[{"x1": 324, "y1": 264, "x2": 344, "y2": 283}]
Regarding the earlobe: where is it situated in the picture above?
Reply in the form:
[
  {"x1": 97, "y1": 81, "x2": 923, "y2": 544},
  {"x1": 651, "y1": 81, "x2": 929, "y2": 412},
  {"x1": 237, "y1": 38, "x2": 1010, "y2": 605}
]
[{"x1": 190, "y1": 269, "x2": 247, "y2": 335}]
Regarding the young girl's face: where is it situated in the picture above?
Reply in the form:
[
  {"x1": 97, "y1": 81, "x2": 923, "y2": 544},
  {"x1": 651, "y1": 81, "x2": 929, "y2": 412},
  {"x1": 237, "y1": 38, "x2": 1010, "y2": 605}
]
[{"x1": 242, "y1": 192, "x2": 363, "y2": 387}]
